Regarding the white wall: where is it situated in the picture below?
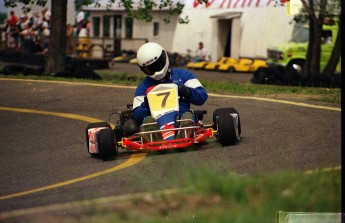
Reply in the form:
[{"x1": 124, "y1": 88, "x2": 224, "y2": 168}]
[
  {"x1": 240, "y1": 6, "x2": 293, "y2": 58},
  {"x1": 172, "y1": 8, "x2": 215, "y2": 57},
  {"x1": 172, "y1": 0, "x2": 294, "y2": 59},
  {"x1": 132, "y1": 12, "x2": 179, "y2": 52}
]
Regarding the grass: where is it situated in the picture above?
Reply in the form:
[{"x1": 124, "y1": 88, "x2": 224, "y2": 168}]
[
  {"x1": 60, "y1": 168, "x2": 341, "y2": 223},
  {"x1": 0, "y1": 68, "x2": 341, "y2": 104}
]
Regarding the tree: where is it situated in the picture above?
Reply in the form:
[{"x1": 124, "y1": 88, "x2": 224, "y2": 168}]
[
  {"x1": 45, "y1": 0, "x2": 67, "y2": 74},
  {"x1": 298, "y1": 0, "x2": 341, "y2": 84},
  {"x1": 323, "y1": 20, "x2": 341, "y2": 79},
  {"x1": 322, "y1": 17, "x2": 341, "y2": 79},
  {"x1": 299, "y1": 0, "x2": 326, "y2": 83}
]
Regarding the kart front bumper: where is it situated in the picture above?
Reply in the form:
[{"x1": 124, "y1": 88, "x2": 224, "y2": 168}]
[{"x1": 120, "y1": 127, "x2": 214, "y2": 152}]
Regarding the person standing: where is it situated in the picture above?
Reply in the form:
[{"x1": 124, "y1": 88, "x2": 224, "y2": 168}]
[
  {"x1": 76, "y1": 10, "x2": 85, "y2": 35},
  {"x1": 66, "y1": 23, "x2": 75, "y2": 55},
  {"x1": 7, "y1": 11, "x2": 18, "y2": 27}
]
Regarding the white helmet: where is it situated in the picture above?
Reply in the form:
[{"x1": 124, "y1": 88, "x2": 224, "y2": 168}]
[{"x1": 137, "y1": 42, "x2": 170, "y2": 81}]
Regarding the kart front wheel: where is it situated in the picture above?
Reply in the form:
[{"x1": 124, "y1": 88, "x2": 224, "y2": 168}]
[
  {"x1": 216, "y1": 115, "x2": 238, "y2": 146},
  {"x1": 213, "y1": 107, "x2": 241, "y2": 135},
  {"x1": 213, "y1": 107, "x2": 241, "y2": 146},
  {"x1": 86, "y1": 122, "x2": 111, "y2": 156},
  {"x1": 98, "y1": 128, "x2": 118, "y2": 160}
]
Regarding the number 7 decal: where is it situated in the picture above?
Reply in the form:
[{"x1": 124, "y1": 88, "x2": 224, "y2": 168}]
[{"x1": 156, "y1": 92, "x2": 170, "y2": 108}]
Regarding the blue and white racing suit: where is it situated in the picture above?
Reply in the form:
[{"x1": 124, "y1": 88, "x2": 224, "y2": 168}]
[{"x1": 133, "y1": 67, "x2": 208, "y2": 123}]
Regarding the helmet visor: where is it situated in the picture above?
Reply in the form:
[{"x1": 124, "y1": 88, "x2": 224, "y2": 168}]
[{"x1": 139, "y1": 50, "x2": 167, "y2": 76}]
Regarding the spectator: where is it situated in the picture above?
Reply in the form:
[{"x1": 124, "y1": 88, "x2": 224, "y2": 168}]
[
  {"x1": 18, "y1": 15, "x2": 30, "y2": 30},
  {"x1": 40, "y1": 22, "x2": 50, "y2": 53},
  {"x1": 7, "y1": 11, "x2": 18, "y2": 27},
  {"x1": 78, "y1": 20, "x2": 88, "y2": 38},
  {"x1": 42, "y1": 7, "x2": 51, "y2": 26},
  {"x1": 85, "y1": 19, "x2": 91, "y2": 36},
  {"x1": 76, "y1": 9, "x2": 85, "y2": 34},
  {"x1": 19, "y1": 23, "x2": 34, "y2": 54},
  {"x1": 32, "y1": 12, "x2": 41, "y2": 28},
  {"x1": 41, "y1": 17, "x2": 49, "y2": 32},
  {"x1": 24, "y1": 7, "x2": 34, "y2": 26},
  {"x1": 1, "y1": 26, "x2": 7, "y2": 50},
  {"x1": 11, "y1": 25, "x2": 21, "y2": 51},
  {"x1": 192, "y1": 42, "x2": 209, "y2": 62},
  {"x1": 2, "y1": 8, "x2": 55, "y2": 54},
  {"x1": 6, "y1": 11, "x2": 20, "y2": 51},
  {"x1": 66, "y1": 23, "x2": 75, "y2": 55}
]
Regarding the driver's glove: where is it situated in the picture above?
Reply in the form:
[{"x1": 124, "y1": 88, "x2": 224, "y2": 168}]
[{"x1": 178, "y1": 85, "x2": 192, "y2": 99}]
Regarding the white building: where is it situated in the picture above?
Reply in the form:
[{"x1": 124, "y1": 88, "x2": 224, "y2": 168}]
[
  {"x1": 83, "y1": 0, "x2": 296, "y2": 60},
  {"x1": 174, "y1": 0, "x2": 295, "y2": 60}
]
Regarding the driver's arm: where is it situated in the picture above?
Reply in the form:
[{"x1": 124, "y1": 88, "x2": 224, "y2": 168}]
[
  {"x1": 133, "y1": 81, "x2": 152, "y2": 124},
  {"x1": 179, "y1": 72, "x2": 208, "y2": 106},
  {"x1": 133, "y1": 94, "x2": 150, "y2": 123},
  {"x1": 189, "y1": 85, "x2": 208, "y2": 105}
]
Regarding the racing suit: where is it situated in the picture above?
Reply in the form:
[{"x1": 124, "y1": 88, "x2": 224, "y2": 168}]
[{"x1": 133, "y1": 67, "x2": 208, "y2": 123}]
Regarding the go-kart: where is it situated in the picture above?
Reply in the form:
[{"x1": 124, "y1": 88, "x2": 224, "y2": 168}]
[
  {"x1": 186, "y1": 61, "x2": 209, "y2": 69},
  {"x1": 204, "y1": 56, "x2": 229, "y2": 71},
  {"x1": 86, "y1": 84, "x2": 241, "y2": 160},
  {"x1": 217, "y1": 58, "x2": 268, "y2": 73}
]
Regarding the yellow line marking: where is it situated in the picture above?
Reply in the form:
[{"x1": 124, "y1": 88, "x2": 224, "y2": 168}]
[
  {"x1": 0, "y1": 77, "x2": 137, "y2": 89},
  {"x1": 0, "y1": 188, "x2": 178, "y2": 219},
  {"x1": 0, "y1": 106, "x2": 147, "y2": 200},
  {"x1": 0, "y1": 78, "x2": 340, "y2": 111},
  {"x1": 208, "y1": 93, "x2": 341, "y2": 112},
  {"x1": 0, "y1": 106, "x2": 111, "y2": 127},
  {"x1": 0, "y1": 154, "x2": 146, "y2": 200}
]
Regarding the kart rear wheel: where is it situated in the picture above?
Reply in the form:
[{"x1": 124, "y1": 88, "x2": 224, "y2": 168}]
[
  {"x1": 213, "y1": 107, "x2": 241, "y2": 135},
  {"x1": 98, "y1": 128, "x2": 118, "y2": 160},
  {"x1": 86, "y1": 122, "x2": 111, "y2": 156},
  {"x1": 216, "y1": 115, "x2": 237, "y2": 146}
]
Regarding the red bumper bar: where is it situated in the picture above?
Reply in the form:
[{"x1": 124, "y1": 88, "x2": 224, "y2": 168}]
[{"x1": 121, "y1": 128, "x2": 214, "y2": 152}]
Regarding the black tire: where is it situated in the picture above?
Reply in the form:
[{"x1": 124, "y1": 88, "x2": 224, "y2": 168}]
[
  {"x1": 257, "y1": 70, "x2": 270, "y2": 84},
  {"x1": 287, "y1": 60, "x2": 304, "y2": 77},
  {"x1": 228, "y1": 66, "x2": 235, "y2": 73},
  {"x1": 97, "y1": 128, "x2": 118, "y2": 160},
  {"x1": 216, "y1": 115, "x2": 237, "y2": 146},
  {"x1": 2, "y1": 64, "x2": 26, "y2": 75},
  {"x1": 73, "y1": 66, "x2": 101, "y2": 80},
  {"x1": 213, "y1": 107, "x2": 241, "y2": 136},
  {"x1": 23, "y1": 66, "x2": 44, "y2": 76},
  {"x1": 86, "y1": 122, "x2": 111, "y2": 156}
]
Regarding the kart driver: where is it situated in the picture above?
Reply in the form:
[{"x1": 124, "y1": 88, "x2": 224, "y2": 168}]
[
  {"x1": 126, "y1": 42, "x2": 208, "y2": 140},
  {"x1": 133, "y1": 42, "x2": 208, "y2": 123}
]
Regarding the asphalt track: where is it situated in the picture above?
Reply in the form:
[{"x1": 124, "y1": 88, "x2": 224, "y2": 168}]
[{"x1": 0, "y1": 77, "x2": 341, "y2": 222}]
